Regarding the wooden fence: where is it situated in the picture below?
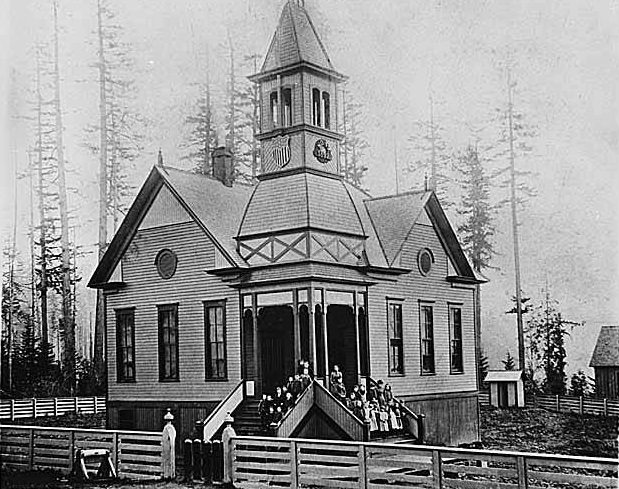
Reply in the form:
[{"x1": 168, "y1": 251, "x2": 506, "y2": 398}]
[
  {"x1": 478, "y1": 391, "x2": 619, "y2": 416},
  {"x1": 0, "y1": 424, "x2": 162, "y2": 480},
  {"x1": 0, "y1": 397, "x2": 106, "y2": 421},
  {"x1": 230, "y1": 435, "x2": 618, "y2": 489}
]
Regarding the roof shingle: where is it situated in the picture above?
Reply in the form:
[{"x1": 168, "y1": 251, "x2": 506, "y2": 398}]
[{"x1": 590, "y1": 325, "x2": 619, "y2": 367}]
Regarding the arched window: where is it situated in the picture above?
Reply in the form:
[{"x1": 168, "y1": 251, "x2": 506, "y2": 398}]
[
  {"x1": 312, "y1": 88, "x2": 321, "y2": 127},
  {"x1": 282, "y1": 88, "x2": 292, "y2": 126},
  {"x1": 270, "y1": 91, "x2": 279, "y2": 128},
  {"x1": 322, "y1": 92, "x2": 330, "y2": 129}
]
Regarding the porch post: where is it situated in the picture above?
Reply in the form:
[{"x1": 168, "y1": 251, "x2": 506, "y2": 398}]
[
  {"x1": 293, "y1": 291, "x2": 301, "y2": 365},
  {"x1": 308, "y1": 287, "x2": 317, "y2": 375},
  {"x1": 354, "y1": 292, "x2": 362, "y2": 385},
  {"x1": 252, "y1": 294, "x2": 260, "y2": 394},
  {"x1": 322, "y1": 302, "x2": 329, "y2": 386}
]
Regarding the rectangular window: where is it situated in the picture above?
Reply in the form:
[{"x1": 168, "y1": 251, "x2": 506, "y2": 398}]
[
  {"x1": 420, "y1": 304, "x2": 435, "y2": 374},
  {"x1": 205, "y1": 302, "x2": 227, "y2": 380},
  {"x1": 158, "y1": 304, "x2": 179, "y2": 381},
  {"x1": 116, "y1": 309, "x2": 135, "y2": 382},
  {"x1": 387, "y1": 301, "x2": 404, "y2": 375},
  {"x1": 449, "y1": 306, "x2": 463, "y2": 373},
  {"x1": 282, "y1": 88, "x2": 292, "y2": 126}
]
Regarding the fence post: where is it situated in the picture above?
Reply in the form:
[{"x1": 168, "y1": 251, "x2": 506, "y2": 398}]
[
  {"x1": 193, "y1": 439, "x2": 202, "y2": 480},
  {"x1": 418, "y1": 414, "x2": 426, "y2": 444},
  {"x1": 92, "y1": 397, "x2": 97, "y2": 414},
  {"x1": 28, "y1": 428, "x2": 35, "y2": 470},
  {"x1": 579, "y1": 396, "x2": 584, "y2": 415},
  {"x1": 10, "y1": 399, "x2": 14, "y2": 421},
  {"x1": 290, "y1": 440, "x2": 299, "y2": 489},
  {"x1": 555, "y1": 395, "x2": 560, "y2": 412},
  {"x1": 358, "y1": 444, "x2": 368, "y2": 489},
  {"x1": 202, "y1": 440, "x2": 213, "y2": 484},
  {"x1": 112, "y1": 432, "x2": 119, "y2": 477},
  {"x1": 54, "y1": 398, "x2": 58, "y2": 417},
  {"x1": 184, "y1": 439, "x2": 193, "y2": 481},
  {"x1": 432, "y1": 450, "x2": 442, "y2": 489},
  {"x1": 74, "y1": 397, "x2": 79, "y2": 414},
  {"x1": 516, "y1": 455, "x2": 528, "y2": 489},
  {"x1": 68, "y1": 430, "x2": 75, "y2": 473},
  {"x1": 603, "y1": 398, "x2": 608, "y2": 416},
  {"x1": 32, "y1": 398, "x2": 37, "y2": 418}
]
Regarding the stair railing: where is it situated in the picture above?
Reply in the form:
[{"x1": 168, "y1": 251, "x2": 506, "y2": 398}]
[
  {"x1": 202, "y1": 380, "x2": 245, "y2": 441},
  {"x1": 368, "y1": 377, "x2": 425, "y2": 443},
  {"x1": 274, "y1": 380, "x2": 315, "y2": 438},
  {"x1": 314, "y1": 381, "x2": 370, "y2": 441}
]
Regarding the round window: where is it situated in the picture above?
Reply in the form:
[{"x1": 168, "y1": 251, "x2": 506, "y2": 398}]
[
  {"x1": 418, "y1": 249, "x2": 433, "y2": 276},
  {"x1": 156, "y1": 249, "x2": 177, "y2": 279}
]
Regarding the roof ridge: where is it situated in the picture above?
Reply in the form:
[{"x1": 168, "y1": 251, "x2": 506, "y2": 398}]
[
  {"x1": 157, "y1": 165, "x2": 255, "y2": 189},
  {"x1": 367, "y1": 189, "x2": 430, "y2": 202}
]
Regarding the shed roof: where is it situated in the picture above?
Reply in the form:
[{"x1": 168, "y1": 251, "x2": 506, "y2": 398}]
[
  {"x1": 589, "y1": 325, "x2": 619, "y2": 367},
  {"x1": 485, "y1": 371, "x2": 523, "y2": 382}
]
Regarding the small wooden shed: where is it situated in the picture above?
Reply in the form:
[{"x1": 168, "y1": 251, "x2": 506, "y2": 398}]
[
  {"x1": 589, "y1": 325, "x2": 619, "y2": 399},
  {"x1": 485, "y1": 371, "x2": 525, "y2": 408}
]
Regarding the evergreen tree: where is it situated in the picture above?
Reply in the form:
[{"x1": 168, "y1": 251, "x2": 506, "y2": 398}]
[
  {"x1": 455, "y1": 144, "x2": 496, "y2": 272},
  {"x1": 405, "y1": 96, "x2": 454, "y2": 205},
  {"x1": 525, "y1": 287, "x2": 581, "y2": 395},
  {"x1": 182, "y1": 77, "x2": 217, "y2": 175},
  {"x1": 340, "y1": 84, "x2": 369, "y2": 189},
  {"x1": 569, "y1": 369, "x2": 591, "y2": 397},
  {"x1": 502, "y1": 351, "x2": 516, "y2": 371}
]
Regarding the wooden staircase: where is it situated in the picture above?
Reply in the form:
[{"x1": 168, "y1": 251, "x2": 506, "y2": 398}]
[{"x1": 230, "y1": 400, "x2": 268, "y2": 436}]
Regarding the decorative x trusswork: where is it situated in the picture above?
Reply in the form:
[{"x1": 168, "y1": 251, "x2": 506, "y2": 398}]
[
  {"x1": 239, "y1": 232, "x2": 309, "y2": 264},
  {"x1": 310, "y1": 233, "x2": 364, "y2": 264}
]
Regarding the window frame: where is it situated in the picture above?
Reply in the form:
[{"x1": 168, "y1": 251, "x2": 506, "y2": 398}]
[
  {"x1": 158, "y1": 303, "x2": 179, "y2": 382},
  {"x1": 449, "y1": 304, "x2": 464, "y2": 374},
  {"x1": 282, "y1": 87, "x2": 293, "y2": 127},
  {"x1": 115, "y1": 308, "x2": 136, "y2": 383},
  {"x1": 322, "y1": 91, "x2": 330, "y2": 129},
  {"x1": 204, "y1": 300, "x2": 228, "y2": 381},
  {"x1": 419, "y1": 302, "x2": 435, "y2": 375},
  {"x1": 312, "y1": 88, "x2": 321, "y2": 127},
  {"x1": 270, "y1": 91, "x2": 279, "y2": 128},
  {"x1": 387, "y1": 299, "x2": 404, "y2": 376}
]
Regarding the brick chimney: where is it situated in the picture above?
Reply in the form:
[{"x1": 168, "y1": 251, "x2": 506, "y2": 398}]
[{"x1": 212, "y1": 147, "x2": 235, "y2": 187}]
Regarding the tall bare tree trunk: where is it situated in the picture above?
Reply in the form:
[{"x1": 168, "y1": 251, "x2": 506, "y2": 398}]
[
  {"x1": 251, "y1": 55, "x2": 258, "y2": 181},
  {"x1": 94, "y1": 0, "x2": 108, "y2": 382},
  {"x1": 506, "y1": 68, "x2": 525, "y2": 372},
  {"x1": 36, "y1": 48, "x2": 49, "y2": 345},
  {"x1": 227, "y1": 30, "x2": 236, "y2": 157},
  {"x1": 53, "y1": 0, "x2": 75, "y2": 394},
  {"x1": 429, "y1": 96, "x2": 437, "y2": 191}
]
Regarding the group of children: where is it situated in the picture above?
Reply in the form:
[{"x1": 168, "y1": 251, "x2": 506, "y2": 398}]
[
  {"x1": 257, "y1": 360, "x2": 313, "y2": 431},
  {"x1": 329, "y1": 366, "x2": 404, "y2": 436}
]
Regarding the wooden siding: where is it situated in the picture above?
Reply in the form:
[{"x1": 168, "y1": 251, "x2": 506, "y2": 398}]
[
  {"x1": 139, "y1": 185, "x2": 191, "y2": 230},
  {"x1": 107, "y1": 219, "x2": 241, "y2": 403},
  {"x1": 367, "y1": 221, "x2": 477, "y2": 398},
  {"x1": 594, "y1": 367, "x2": 619, "y2": 399}
]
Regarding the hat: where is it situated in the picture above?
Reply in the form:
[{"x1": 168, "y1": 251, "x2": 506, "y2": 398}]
[{"x1": 164, "y1": 408, "x2": 174, "y2": 421}]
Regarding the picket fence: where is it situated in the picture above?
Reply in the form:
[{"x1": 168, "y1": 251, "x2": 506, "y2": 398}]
[
  {"x1": 0, "y1": 424, "x2": 162, "y2": 480},
  {"x1": 230, "y1": 435, "x2": 618, "y2": 489},
  {"x1": 0, "y1": 397, "x2": 106, "y2": 421}
]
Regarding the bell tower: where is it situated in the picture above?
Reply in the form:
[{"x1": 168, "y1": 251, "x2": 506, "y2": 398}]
[{"x1": 250, "y1": 0, "x2": 346, "y2": 179}]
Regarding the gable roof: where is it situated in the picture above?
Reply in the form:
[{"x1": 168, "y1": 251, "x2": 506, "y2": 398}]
[
  {"x1": 590, "y1": 325, "x2": 619, "y2": 367},
  {"x1": 365, "y1": 191, "x2": 430, "y2": 266},
  {"x1": 364, "y1": 190, "x2": 477, "y2": 280},
  {"x1": 261, "y1": 0, "x2": 335, "y2": 74},
  {"x1": 88, "y1": 166, "x2": 252, "y2": 288}
]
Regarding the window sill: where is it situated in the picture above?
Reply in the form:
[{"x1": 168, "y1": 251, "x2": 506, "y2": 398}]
[
  {"x1": 205, "y1": 378, "x2": 229, "y2": 382},
  {"x1": 388, "y1": 372, "x2": 405, "y2": 377},
  {"x1": 450, "y1": 371, "x2": 465, "y2": 375},
  {"x1": 117, "y1": 379, "x2": 136, "y2": 384},
  {"x1": 421, "y1": 371, "x2": 436, "y2": 376}
]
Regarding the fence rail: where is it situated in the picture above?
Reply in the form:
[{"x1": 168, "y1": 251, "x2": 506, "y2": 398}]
[
  {"x1": 478, "y1": 391, "x2": 619, "y2": 416},
  {"x1": 0, "y1": 424, "x2": 161, "y2": 480},
  {"x1": 230, "y1": 435, "x2": 618, "y2": 489},
  {"x1": 0, "y1": 397, "x2": 106, "y2": 421}
]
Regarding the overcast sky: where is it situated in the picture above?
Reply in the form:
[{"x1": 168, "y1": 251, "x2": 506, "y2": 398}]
[{"x1": 2, "y1": 0, "x2": 618, "y2": 375}]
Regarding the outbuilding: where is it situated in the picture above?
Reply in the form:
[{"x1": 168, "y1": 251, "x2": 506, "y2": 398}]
[
  {"x1": 589, "y1": 325, "x2": 619, "y2": 399},
  {"x1": 485, "y1": 371, "x2": 524, "y2": 408}
]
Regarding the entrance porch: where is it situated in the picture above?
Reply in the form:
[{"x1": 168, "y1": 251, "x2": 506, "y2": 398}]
[{"x1": 241, "y1": 287, "x2": 370, "y2": 395}]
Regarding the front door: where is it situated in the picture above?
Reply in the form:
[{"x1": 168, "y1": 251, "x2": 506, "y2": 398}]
[{"x1": 258, "y1": 305, "x2": 295, "y2": 393}]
